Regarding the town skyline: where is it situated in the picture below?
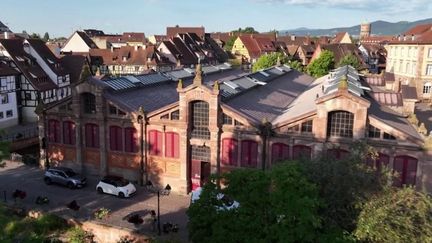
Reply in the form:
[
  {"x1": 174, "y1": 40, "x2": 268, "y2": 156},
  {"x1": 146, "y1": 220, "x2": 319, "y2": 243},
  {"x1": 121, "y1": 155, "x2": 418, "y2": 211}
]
[{"x1": 2, "y1": 0, "x2": 432, "y2": 37}]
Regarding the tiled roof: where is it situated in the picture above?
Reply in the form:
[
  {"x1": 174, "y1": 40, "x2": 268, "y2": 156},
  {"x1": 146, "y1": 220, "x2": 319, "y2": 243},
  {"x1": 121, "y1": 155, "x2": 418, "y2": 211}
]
[
  {"x1": 372, "y1": 92, "x2": 403, "y2": 107},
  {"x1": 0, "y1": 62, "x2": 19, "y2": 76},
  {"x1": 167, "y1": 26, "x2": 205, "y2": 38},
  {"x1": 365, "y1": 75, "x2": 385, "y2": 86},
  {"x1": 27, "y1": 38, "x2": 67, "y2": 76},
  {"x1": 0, "y1": 39, "x2": 57, "y2": 91},
  {"x1": 389, "y1": 24, "x2": 432, "y2": 44},
  {"x1": 75, "y1": 31, "x2": 98, "y2": 49},
  {"x1": 60, "y1": 55, "x2": 86, "y2": 84},
  {"x1": 89, "y1": 46, "x2": 148, "y2": 66},
  {"x1": 105, "y1": 32, "x2": 146, "y2": 44},
  {"x1": 331, "y1": 32, "x2": 349, "y2": 44},
  {"x1": 401, "y1": 85, "x2": 418, "y2": 100},
  {"x1": 320, "y1": 43, "x2": 364, "y2": 66},
  {"x1": 238, "y1": 35, "x2": 261, "y2": 59},
  {"x1": 360, "y1": 35, "x2": 394, "y2": 44}
]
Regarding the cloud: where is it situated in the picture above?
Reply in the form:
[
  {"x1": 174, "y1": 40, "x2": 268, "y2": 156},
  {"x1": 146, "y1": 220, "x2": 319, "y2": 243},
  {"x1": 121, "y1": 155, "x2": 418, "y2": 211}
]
[{"x1": 255, "y1": 0, "x2": 431, "y2": 13}]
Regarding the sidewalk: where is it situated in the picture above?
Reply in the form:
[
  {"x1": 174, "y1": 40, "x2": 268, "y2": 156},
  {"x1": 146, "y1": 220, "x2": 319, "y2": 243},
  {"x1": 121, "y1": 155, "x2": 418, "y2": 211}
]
[{"x1": 0, "y1": 161, "x2": 190, "y2": 242}]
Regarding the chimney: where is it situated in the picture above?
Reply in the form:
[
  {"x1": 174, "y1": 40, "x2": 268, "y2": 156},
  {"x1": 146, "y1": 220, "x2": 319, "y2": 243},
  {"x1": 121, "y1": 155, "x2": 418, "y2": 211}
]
[
  {"x1": 110, "y1": 46, "x2": 114, "y2": 52},
  {"x1": 291, "y1": 35, "x2": 295, "y2": 41},
  {"x1": 4, "y1": 32, "x2": 8, "y2": 39},
  {"x1": 412, "y1": 34, "x2": 415, "y2": 41}
]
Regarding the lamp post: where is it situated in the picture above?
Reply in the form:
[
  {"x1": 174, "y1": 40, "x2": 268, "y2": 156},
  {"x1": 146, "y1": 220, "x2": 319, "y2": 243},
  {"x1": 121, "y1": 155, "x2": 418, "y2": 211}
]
[
  {"x1": 157, "y1": 190, "x2": 161, "y2": 235},
  {"x1": 137, "y1": 106, "x2": 145, "y2": 186}
]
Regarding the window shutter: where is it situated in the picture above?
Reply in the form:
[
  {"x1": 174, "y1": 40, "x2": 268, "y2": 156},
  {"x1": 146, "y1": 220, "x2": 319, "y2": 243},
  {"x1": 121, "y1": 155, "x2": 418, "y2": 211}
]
[
  {"x1": 157, "y1": 131, "x2": 163, "y2": 156},
  {"x1": 250, "y1": 141, "x2": 258, "y2": 167},
  {"x1": 406, "y1": 157, "x2": 418, "y2": 186},
  {"x1": 173, "y1": 133, "x2": 179, "y2": 158},
  {"x1": 165, "y1": 132, "x2": 172, "y2": 157},
  {"x1": 109, "y1": 126, "x2": 116, "y2": 151}
]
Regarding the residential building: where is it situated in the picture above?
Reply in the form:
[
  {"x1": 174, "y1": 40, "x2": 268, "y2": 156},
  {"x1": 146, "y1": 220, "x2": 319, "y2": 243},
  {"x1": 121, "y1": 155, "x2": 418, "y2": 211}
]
[
  {"x1": 231, "y1": 35, "x2": 276, "y2": 63},
  {"x1": 148, "y1": 35, "x2": 168, "y2": 45},
  {"x1": 0, "y1": 38, "x2": 85, "y2": 122},
  {"x1": 385, "y1": 24, "x2": 432, "y2": 100},
  {"x1": 359, "y1": 44, "x2": 387, "y2": 73},
  {"x1": 167, "y1": 26, "x2": 205, "y2": 39},
  {"x1": 38, "y1": 63, "x2": 429, "y2": 195},
  {"x1": 61, "y1": 31, "x2": 98, "y2": 53},
  {"x1": 89, "y1": 45, "x2": 174, "y2": 75},
  {"x1": 310, "y1": 43, "x2": 364, "y2": 67},
  {"x1": 0, "y1": 62, "x2": 19, "y2": 128},
  {"x1": 331, "y1": 32, "x2": 353, "y2": 44},
  {"x1": 158, "y1": 33, "x2": 227, "y2": 67},
  {"x1": 0, "y1": 21, "x2": 11, "y2": 33}
]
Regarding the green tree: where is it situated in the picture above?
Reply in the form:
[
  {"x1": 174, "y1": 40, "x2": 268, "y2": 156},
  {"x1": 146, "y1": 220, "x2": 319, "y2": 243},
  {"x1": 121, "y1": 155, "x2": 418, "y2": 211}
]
[
  {"x1": 223, "y1": 36, "x2": 236, "y2": 52},
  {"x1": 298, "y1": 141, "x2": 392, "y2": 233},
  {"x1": 307, "y1": 50, "x2": 335, "y2": 77},
  {"x1": 187, "y1": 163, "x2": 323, "y2": 243},
  {"x1": 233, "y1": 27, "x2": 258, "y2": 34},
  {"x1": 30, "y1": 33, "x2": 41, "y2": 39},
  {"x1": 288, "y1": 60, "x2": 304, "y2": 72},
  {"x1": 337, "y1": 53, "x2": 360, "y2": 70},
  {"x1": 43, "y1": 32, "x2": 50, "y2": 42},
  {"x1": 355, "y1": 187, "x2": 432, "y2": 243},
  {"x1": 252, "y1": 52, "x2": 289, "y2": 72}
]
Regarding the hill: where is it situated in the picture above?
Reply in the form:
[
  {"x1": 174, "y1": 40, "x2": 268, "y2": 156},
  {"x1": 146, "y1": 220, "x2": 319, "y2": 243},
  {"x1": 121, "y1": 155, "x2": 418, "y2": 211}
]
[{"x1": 281, "y1": 18, "x2": 432, "y2": 37}]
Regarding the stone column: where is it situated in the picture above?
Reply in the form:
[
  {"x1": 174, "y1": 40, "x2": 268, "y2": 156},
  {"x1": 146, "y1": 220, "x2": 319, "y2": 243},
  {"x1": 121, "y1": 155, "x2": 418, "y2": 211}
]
[{"x1": 99, "y1": 119, "x2": 108, "y2": 176}]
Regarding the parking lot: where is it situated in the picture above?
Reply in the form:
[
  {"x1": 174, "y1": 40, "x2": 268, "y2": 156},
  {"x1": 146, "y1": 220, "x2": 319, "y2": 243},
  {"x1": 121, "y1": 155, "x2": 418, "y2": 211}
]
[{"x1": 0, "y1": 161, "x2": 190, "y2": 241}]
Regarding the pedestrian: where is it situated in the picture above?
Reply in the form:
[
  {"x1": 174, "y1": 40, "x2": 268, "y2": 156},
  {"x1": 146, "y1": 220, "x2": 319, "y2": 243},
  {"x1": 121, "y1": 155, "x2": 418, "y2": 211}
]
[{"x1": 150, "y1": 210, "x2": 156, "y2": 232}]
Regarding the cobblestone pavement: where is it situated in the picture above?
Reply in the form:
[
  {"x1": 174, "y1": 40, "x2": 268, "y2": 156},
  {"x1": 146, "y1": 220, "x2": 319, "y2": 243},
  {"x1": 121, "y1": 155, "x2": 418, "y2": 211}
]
[{"x1": 0, "y1": 161, "x2": 190, "y2": 242}]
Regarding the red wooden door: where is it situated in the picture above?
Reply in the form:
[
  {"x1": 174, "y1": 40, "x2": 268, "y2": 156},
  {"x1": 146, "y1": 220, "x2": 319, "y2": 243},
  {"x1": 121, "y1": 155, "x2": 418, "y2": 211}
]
[
  {"x1": 191, "y1": 159, "x2": 201, "y2": 191},
  {"x1": 201, "y1": 162, "x2": 211, "y2": 186}
]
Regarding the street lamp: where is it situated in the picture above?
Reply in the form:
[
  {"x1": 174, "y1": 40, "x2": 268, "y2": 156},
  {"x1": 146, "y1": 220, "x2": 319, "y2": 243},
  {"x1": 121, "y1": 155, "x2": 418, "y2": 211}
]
[
  {"x1": 137, "y1": 106, "x2": 145, "y2": 186},
  {"x1": 147, "y1": 182, "x2": 171, "y2": 235}
]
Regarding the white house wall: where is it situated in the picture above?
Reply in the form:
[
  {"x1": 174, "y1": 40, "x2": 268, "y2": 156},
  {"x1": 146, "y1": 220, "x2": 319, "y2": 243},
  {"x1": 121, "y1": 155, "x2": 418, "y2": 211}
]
[{"x1": 61, "y1": 32, "x2": 91, "y2": 53}]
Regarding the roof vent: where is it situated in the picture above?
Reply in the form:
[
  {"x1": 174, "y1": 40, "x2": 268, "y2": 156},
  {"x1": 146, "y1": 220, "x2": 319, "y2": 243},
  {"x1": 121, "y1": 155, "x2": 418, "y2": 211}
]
[
  {"x1": 412, "y1": 34, "x2": 416, "y2": 41},
  {"x1": 224, "y1": 80, "x2": 241, "y2": 90},
  {"x1": 184, "y1": 68, "x2": 195, "y2": 74}
]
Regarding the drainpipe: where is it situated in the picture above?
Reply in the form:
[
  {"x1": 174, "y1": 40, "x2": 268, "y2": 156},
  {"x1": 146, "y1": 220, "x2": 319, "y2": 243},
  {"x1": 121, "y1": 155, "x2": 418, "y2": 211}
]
[{"x1": 137, "y1": 106, "x2": 147, "y2": 186}]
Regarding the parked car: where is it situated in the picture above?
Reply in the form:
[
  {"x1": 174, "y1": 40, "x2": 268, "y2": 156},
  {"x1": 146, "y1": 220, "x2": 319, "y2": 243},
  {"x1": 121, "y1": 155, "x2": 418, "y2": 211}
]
[
  {"x1": 96, "y1": 176, "x2": 136, "y2": 198},
  {"x1": 44, "y1": 167, "x2": 86, "y2": 189},
  {"x1": 191, "y1": 187, "x2": 239, "y2": 211}
]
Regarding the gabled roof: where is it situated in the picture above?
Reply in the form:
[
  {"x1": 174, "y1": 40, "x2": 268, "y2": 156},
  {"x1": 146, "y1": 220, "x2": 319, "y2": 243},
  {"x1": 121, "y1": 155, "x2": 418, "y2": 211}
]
[
  {"x1": 320, "y1": 43, "x2": 363, "y2": 66},
  {"x1": 0, "y1": 39, "x2": 57, "y2": 91},
  {"x1": 331, "y1": 32, "x2": 350, "y2": 44},
  {"x1": 0, "y1": 62, "x2": 19, "y2": 76},
  {"x1": 106, "y1": 32, "x2": 146, "y2": 44},
  {"x1": 27, "y1": 38, "x2": 67, "y2": 76},
  {"x1": 238, "y1": 35, "x2": 261, "y2": 59},
  {"x1": 171, "y1": 37, "x2": 198, "y2": 64},
  {"x1": 167, "y1": 26, "x2": 205, "y2": 38},
  {"x1": 75, "y1": 31, "x2": 98, "y2": 49},
  {"x1": 60, "y1": 55, "x2": 86, "y2": 84},
  {"x1": 390, "y1": 24, "x2": 432, "y2": 44}
]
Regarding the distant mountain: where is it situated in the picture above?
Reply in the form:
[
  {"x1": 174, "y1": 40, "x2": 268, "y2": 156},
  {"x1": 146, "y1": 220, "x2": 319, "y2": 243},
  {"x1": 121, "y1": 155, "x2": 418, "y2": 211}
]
[{"x1": 280, "y1": 18, "x2": 432, "y2": 37}]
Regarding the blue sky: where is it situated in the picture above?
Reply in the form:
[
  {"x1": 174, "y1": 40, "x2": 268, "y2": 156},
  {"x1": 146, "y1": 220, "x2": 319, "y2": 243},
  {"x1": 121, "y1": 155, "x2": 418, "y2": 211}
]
[{"x1": 1, "y1": 0, "x2": 431, "y2": 37}]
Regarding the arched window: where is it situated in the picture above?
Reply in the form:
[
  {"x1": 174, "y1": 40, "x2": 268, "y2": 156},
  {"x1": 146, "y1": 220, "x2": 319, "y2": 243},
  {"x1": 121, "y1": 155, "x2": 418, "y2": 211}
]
[
  {"x1": 366, "y1": 153, "x2": 389, "y2": 170},
  {"x1": 327, "y1": 148, "x2": 350, "y2": 160},
  {"x1": 271, "y1": 143, "x2": 289, "y2": 163},
  {"x1": 109, "y1": 126, "x2": 123, "y2": 151},
  {"x1": 327, "y1": 111, "x2": 354, "y2": 138},
  {"x1": 124, "y1": 127, "x2": 138, "y2": 153},
  {"x1": 165, "y1": 132, "x2": 179, "y2": 158},
  {"x1": 48, "y1": 119, "x2": 60, "y2": 143},
  {"x1": 393, "y1": 155, "x2": 418, "y2": 186},
  {"x1": 82, "y1": 93, "x2": 96, "y2": 114},
  {"x1": 190, "y1": 101, "x2": 210, "y2": 139},
  {"x1": 148, "y1": 130, "x2": 162, "y2": 156},
  {"x1": 292, "y1": 145, "x2": 311, "y2": 160},
  {"x1": 85, "y1": 123, "x2": 99, "y2": 148},
  {"x1": 222, "y1": 138, "x2": 238, "y2": 166},
  {"x1": 241, "y1": 140, "x2": 258, "y2": 167},
  {"x1": 63, "y1": 121, "x2": 76, "y2": 145}
]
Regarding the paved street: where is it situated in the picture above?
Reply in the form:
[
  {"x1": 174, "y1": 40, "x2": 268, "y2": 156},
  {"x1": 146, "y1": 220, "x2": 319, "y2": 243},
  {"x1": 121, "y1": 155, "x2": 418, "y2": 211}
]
[{"x1": 0, "y1": 161, "x2": 190, "y2": 242}]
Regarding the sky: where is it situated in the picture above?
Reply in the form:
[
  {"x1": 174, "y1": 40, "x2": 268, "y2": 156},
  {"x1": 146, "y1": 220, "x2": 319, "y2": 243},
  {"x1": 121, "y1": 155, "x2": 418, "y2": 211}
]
[{"x1": 1, "y1": 0, "x2": 432, "y2": 38}]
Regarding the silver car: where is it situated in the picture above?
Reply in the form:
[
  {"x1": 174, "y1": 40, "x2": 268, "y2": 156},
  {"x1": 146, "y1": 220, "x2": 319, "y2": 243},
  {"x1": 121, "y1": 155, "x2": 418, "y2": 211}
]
[{"x1": 44, "y1": 167, "x2": 86, "y2": 189}]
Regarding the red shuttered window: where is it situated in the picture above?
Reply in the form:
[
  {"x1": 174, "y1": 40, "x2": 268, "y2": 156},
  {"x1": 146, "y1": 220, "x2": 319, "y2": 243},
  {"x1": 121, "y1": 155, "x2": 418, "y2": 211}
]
[
  {"x1": 327, "y1": 149, "x2": 350, "y2": 160},
  {"x1": 165, "y1": 132, "x2": 179, "y2": 158},
  {"x1": 85, "y1": 123, "x2": 99, "y2": 148},
  {"x1": 393, "y1": 156, "x2": 418, "y2": 187},
  {"x1": 271, "y1": 143, "x2": 289, "y2": 163},
  {"x1": 63, "y1": 121, "x2": 76, "y2": 145},
  {"x1": 292, "y1": 145, "x2": 311, "y2": 160},
  {"x1": 241, "y1": 140, "x2": 258, "y2": 167},
  {"x1": 149, "y1": 130, "x2": 163, "y2": 156},
  {"x1": 48, "y1": 119, "x2": 61, "y2": 143},
  {"x1": 124, "y1": 127, "x2": 138, "y2": 153},
  {"x1": 109, "y1": 126, "x2": 123, "y2": 151},
  {"x1": 222, "y1": 138, "x2": 238, "y2": 166}
]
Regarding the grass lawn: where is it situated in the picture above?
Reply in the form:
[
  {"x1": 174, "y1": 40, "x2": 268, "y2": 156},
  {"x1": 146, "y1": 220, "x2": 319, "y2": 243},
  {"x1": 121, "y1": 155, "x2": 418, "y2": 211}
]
[{"x1": 0, "y1": 203, "x2": 92, "y2": 243}]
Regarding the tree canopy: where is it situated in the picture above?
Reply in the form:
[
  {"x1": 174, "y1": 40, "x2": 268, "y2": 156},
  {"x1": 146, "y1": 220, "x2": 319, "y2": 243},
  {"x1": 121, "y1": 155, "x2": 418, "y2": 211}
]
[
  {"x1": 337, "y1": 53, "x2": 361, "y2": 70},
  {"x1": 43, "y1": 32, "x2": 50, "y2": 42},
  {"x1": 252, "y1": 52, "x2": 289, "y2": 72},
  {"x1": 233, "y1": 27, "x2": 258, "y2": 34},
  {"x1": 307, "y1": 50, "x2": 334, "y2": 77},
  {"x1": 355, "y1": 187, "x2": 432, "y2": 242},
  {"x1": 188, "y1": 163, "x2": 323, "y2": 243},
  {"x1": 288, "y1": 60, "x2": 304, "y2": 72},
  {"x1": 223, "y1": 36, "x2": 236, "y2": 52}
]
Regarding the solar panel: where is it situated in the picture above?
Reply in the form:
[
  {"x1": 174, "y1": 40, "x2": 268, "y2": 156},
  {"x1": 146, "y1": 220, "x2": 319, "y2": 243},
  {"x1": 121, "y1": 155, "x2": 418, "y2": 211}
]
[
  {"x1": 105, "y1": 77, "x2": 135, "y2": 91},
  {"x1": 135, "y1": 73, "x2": 170, "y2": 86}
]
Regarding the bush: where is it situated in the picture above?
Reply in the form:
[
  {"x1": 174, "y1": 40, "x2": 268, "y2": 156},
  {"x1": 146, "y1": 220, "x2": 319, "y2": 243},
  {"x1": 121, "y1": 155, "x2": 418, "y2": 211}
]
[
  {"x1": 355, "y1": 187, "x2": 432, "y2": 242},
  {"x1": 33, "y1": 214, "x2": 67, "y2": 234},
  {"x1": 67, "y1": 226, "x2": 94, "y2": 243}
]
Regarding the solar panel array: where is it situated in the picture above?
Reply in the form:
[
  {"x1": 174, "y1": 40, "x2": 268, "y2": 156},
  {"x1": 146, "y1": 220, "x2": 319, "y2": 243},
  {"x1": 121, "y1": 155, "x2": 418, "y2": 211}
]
[{"x1": 219, "y1": 65, "x2": 292, "y2": 99}]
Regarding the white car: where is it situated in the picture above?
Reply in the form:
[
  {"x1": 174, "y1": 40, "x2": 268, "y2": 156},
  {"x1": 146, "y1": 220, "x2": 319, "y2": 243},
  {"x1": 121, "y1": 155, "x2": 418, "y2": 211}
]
[
  {"x1": 191, "y1": 187, "x2": 240, "y2": 211},
  {"x1": 96, "y1": 176, "x2": 136, "y2": 198}
]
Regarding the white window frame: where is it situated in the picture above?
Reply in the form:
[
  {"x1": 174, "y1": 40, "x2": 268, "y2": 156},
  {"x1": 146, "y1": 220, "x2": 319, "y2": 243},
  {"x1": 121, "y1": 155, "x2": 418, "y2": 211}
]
[
  {"x1": 423, "y1": 82, "x2": 432, "y2": 94},
  {"x1": 426, "y1": 64, "x2": 432, "y2": 76}
]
